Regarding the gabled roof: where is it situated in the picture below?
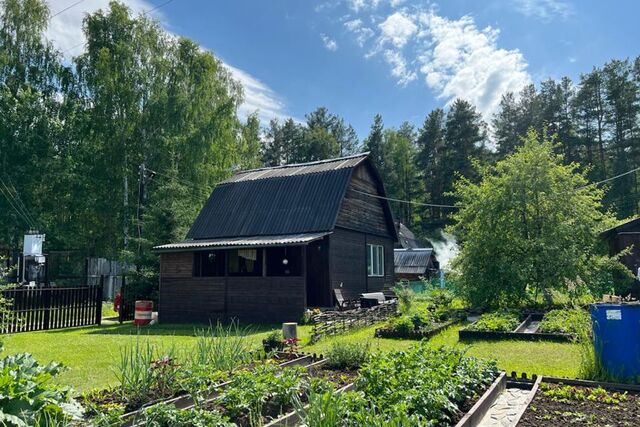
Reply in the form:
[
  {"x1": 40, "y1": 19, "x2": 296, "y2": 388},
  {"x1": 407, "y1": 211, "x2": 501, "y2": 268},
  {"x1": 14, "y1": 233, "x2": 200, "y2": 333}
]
[
  {"x1": 600, "y1": 217, "x2": 640, "y2": 239},
  {"x1": 394, "y1": 248, "x2": 434, "y2": 274},
  {"x1": 397, "y1": 223, "x2": 423, "y2": 249},
  {"x1": 185, "y1": 153, "x2": 392, "y2": 241}
]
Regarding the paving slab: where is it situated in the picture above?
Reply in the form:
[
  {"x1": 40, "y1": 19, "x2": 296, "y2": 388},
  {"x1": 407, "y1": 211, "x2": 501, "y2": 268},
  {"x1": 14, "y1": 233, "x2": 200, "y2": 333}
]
[{"x1": 477, "y1": 388, "x2": 530, "y2": 427}]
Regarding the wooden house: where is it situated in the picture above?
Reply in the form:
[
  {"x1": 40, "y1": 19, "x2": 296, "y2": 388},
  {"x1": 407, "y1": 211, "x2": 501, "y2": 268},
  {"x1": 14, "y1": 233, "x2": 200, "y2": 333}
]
[
  {"x1": 154, "y1": 153, "x2": 398, "y2": 323},
  {"x1": 395, "y1": 222, "x2": 423, "y2": 249}
]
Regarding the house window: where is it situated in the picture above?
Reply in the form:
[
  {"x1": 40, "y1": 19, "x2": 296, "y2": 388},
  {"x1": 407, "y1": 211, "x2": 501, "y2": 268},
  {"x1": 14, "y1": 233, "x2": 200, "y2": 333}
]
[
  {"x1": 194, "y1": 250, "x2": 225, "y2": 277},
  {"x1": 266, "y1": 246, "x2": 302, "y2": 276},
  {"x1": 367, "y1": 244, "x2": 384, "y2": 277},
  {"x1": 228, "y1": 248, "x2": 263, "y2": 276}
]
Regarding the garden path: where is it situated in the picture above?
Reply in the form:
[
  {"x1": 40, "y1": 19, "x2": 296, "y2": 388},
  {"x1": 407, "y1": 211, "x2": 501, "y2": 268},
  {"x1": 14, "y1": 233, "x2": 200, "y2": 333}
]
[{"x1": 477, "y1": 387, "x2": 530, "y2": 427}]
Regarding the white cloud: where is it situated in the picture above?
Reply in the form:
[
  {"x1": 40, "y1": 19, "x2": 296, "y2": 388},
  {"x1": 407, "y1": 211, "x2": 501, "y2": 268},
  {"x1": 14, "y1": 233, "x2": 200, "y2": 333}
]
[
  {"x1": 343, "y1": 4, "x2": 531, "y2": 118},
  {"x1": 383, "y1": 49, "x2": 416, "y2": 85},
  {"x1": 344, "y1": 19, "x2": 375, "y2": 46},
  {"x1": 416, "y1": 12, "x2": 530, "y2": 117},
  {"x1": 321, "y1": 34, "x2": 339, "y2": 51},
  {"x1": 44, "y1": 0, "x2": 289, "y2": 123},
  {"x1": 45, "y1": 0, "x2": 155, "y2": 56},
  {"x1": 224, "y1": 64, "x2": 289, "y2": 123},
  {"x1": 378, "y1": 12, "x2": 417, "y2": 48},
  {"x1": 514, "y1": 0, "x2": 573, "y2": 21},
  {"x1": 347, "y1": 0, "x2": 381, "y2": 12}
]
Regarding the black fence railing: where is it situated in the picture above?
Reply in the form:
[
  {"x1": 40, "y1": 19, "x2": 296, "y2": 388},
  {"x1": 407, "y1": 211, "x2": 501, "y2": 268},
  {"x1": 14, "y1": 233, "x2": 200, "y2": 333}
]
[{"x1": 1, "y1": 284, "x2": 103, "y2": 333}]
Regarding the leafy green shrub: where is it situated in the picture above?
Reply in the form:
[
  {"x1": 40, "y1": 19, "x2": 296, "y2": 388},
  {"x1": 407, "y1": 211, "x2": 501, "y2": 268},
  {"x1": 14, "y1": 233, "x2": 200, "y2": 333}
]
[
  {"x1": 325, "y1": 341, "x2": 370, "y2": 370},
  {"x1": 388, "y1": 315, "x2": 414, "y2": 333},
  {"x1": 142, "y1": 402, "x2": 234, "y2": 427},
  {"x1": 0, "y1": 352, "x2": 83, "y2": 426},
  {"x1": 393, "y1": 283, "x2": 414, "y2": 315},
  {"x1": 356, "y1": 344, "x2": 498, "y2": 424},
  {"x1": 538, "y1": 308, "x2": 591, "y2": 336},
  {"x1": 466, "y1": 311, "x2": 521, "y2": 332}
]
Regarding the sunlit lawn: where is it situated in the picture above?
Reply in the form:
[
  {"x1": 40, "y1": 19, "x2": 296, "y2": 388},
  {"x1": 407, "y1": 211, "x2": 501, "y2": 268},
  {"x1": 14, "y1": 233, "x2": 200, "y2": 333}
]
[{"x1": 3, "y1": 320, "x2": 581, "y2": 393}]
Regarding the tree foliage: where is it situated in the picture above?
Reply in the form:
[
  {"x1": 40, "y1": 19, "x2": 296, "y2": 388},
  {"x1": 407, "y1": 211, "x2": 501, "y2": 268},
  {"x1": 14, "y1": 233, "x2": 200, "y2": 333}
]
[{"x1": 450, "y1": 131, "x2": 623, "y2": 308}]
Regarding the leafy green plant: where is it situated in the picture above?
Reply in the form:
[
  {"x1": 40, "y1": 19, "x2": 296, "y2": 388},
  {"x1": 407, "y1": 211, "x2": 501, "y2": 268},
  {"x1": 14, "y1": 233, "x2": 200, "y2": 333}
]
[
  {"x1": 393, "y1": 283, "x2": 414, "y2": 315},
  {"x1": 466, "y1": 311, "x2": 521, "y2": 332},
  {"x1": 355, "y1": 343, "x2": 498, "y2": 424},
  {"x1": 191, "y1": 321, "x2": 254, "y2": 373},
  {"x1": 325, "y1": 341, "x2": 370, "y2": 370},
  {"x1": 0, "y1": 352, "x2": 83, "y2": 426},
  {"x1": 538, "y1": 308, "x2": 591, "y2": 336},
  {"x1": 141, "y1": 402, "x2": 234, "y2": 427},
  {"x1": 217, "y1": 364, "x2": 307, "y2": 426},
  {"x1": 388, "y1": 315, "x2": 414, "y2": 333},
  {"x1": 540, "y1": 383, "x2": 627, "y2": 405},
  {"x1": 115, "y1": 338, "x2": 179, "y2": 407}
]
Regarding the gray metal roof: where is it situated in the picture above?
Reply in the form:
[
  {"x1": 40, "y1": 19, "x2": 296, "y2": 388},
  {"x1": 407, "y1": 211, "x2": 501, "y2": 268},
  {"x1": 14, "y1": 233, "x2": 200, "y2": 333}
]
[
  {"x1": 186, "y1": 154, "x2": 375, "y2": 240},
  {"x1": 222, "y1": 153, "x2": 368, "y2": 183},
  {"x1": 397, "y1": 223, "x2": 422, "y2": 249},
  {"x1": 394, "y1": 248, "x2": 433, "y2": 274},
  {"x1": 154, "y1": 232, "x2": 331, "y2": 252}
]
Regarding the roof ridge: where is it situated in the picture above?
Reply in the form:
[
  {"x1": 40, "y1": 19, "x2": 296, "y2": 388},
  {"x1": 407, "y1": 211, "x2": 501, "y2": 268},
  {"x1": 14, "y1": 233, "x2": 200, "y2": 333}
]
[{"x1": 233, "y1": 152, "x2": 370, "y2": 175}]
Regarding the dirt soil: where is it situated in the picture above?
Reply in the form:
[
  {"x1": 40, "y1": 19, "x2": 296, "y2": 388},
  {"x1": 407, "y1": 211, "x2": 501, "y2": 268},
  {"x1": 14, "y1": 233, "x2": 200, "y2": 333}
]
[
  {"x1": 518, "y1": 384, "x2": 640, "y2": 426},
  {"x1": 311, "y1": 366, "x2": 359, "y2": 389}
]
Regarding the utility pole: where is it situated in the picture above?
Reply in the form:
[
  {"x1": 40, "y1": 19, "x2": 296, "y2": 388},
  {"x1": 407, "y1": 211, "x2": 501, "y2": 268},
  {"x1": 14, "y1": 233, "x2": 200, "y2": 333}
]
[{"x1": 137, "y1": 163, "x2": 146, "y2": 258}]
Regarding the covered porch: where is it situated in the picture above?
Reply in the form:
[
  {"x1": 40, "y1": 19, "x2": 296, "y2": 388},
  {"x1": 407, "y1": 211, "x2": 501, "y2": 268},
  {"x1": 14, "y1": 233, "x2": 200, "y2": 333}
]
[{"x1": 156, "y1": 232, "x2": 332, "y2": 323}]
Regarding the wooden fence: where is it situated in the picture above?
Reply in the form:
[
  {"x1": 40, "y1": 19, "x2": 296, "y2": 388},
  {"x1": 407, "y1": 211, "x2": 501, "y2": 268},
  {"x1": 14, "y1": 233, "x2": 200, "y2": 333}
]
[
  {"x1": 1, "y1": 284, "x2": 103, "y2": 333},
  {"x1": 310, "y1": 300, "x2": 397, "y2": 343}
]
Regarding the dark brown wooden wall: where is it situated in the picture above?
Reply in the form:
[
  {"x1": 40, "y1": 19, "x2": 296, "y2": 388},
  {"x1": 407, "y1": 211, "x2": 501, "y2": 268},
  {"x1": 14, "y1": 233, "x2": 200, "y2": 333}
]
[
  {"x1": 159, "y1": 252, "x2": 306, "y2": 324},
  {"x1": 336, "y1": 164, "x2": 393, "y2": 238},
  {"x1": 329, "y1": 228, "x2": 395, "y2": 299},
  {"x1": 610, "y1": 233, "x2": 640, "y2": 273}
]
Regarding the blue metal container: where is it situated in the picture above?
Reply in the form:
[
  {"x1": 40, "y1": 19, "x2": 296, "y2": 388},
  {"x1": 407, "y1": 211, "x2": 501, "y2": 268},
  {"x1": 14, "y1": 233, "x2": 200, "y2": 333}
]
[{"x1": 591, "y1": 304, "x2": 640, "y2": 381}]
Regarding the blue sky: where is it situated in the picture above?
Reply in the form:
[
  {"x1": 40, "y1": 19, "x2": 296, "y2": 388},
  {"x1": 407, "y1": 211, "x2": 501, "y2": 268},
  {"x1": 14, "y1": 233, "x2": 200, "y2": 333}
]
[{"x1": 47, "y1": 0, "x2": 640, "y2": 138}]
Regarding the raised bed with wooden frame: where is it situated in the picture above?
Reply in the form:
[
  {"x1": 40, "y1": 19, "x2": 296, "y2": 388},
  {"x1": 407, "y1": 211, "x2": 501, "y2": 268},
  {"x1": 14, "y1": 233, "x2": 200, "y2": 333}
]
[
  {"x1": 374, "y1": 318, "x2": 459, "y2": 339},
  {"x1": 459, "y1": 313, "x2": 575, "y2": 342}
]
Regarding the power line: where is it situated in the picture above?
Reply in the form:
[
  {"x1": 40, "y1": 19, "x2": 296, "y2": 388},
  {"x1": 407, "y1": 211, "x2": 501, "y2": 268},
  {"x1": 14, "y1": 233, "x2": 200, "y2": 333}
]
[
  {"x1": 50, "y1": 0, "x2": 86, "y2": 19},
  {"x1": 578, "y1": 166, "x2": 640, "y2": 190},
  {"x1": 3, "y1": 177, "x2": 38, "y2": 228},
  {"x1": 351, "y1": 189, "x2": 462, "y2": 209},
  {"x1": 61, "y1": 0, "x2": 178, "y2": 56},
  {"x1": 0, "y1": 179, "x2": 35, "y2": 229}
]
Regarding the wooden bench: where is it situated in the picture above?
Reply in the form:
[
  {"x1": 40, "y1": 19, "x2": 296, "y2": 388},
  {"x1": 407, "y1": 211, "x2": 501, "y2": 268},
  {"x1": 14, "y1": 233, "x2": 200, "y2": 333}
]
[{"x1": 334, "y1": 288, "x2": 358, "y2": 310}]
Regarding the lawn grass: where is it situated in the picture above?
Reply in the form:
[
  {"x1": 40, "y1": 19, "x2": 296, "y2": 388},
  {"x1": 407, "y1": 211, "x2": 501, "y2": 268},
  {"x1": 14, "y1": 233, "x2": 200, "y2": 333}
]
[{"x1": 2, "y1": 320, "x2": 581, "y2": 393}]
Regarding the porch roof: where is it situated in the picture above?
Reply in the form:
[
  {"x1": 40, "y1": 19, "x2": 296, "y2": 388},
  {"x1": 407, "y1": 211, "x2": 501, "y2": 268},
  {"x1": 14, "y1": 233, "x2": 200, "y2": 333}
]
[{"x1": 153, "y1": 232, "x2": 331, "y2": 252}]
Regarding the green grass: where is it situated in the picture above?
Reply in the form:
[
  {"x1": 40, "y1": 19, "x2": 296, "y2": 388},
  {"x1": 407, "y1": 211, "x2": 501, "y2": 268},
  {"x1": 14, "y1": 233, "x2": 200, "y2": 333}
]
[{"x1": 2, "y1": 321, "x2": 581, "y2": 393}]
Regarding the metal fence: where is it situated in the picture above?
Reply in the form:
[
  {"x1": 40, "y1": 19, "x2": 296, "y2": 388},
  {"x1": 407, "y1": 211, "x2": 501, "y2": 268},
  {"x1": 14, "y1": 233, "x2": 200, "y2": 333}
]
[{"x1": 1, "y1": 284, "x2": 103, "y2": 333}]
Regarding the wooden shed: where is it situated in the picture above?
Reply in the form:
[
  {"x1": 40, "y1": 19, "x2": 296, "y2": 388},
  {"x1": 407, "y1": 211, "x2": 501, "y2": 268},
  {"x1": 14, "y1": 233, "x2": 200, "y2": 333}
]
[
  {"x1": 601, "y1": 217, "x2": 640, "y2": 278},
  {"x1": 154, "y1": 153, "x2": 398, "y2": 323},
  {"x1": 394, "y1": 248, "x2": 439, "y2": 282}
]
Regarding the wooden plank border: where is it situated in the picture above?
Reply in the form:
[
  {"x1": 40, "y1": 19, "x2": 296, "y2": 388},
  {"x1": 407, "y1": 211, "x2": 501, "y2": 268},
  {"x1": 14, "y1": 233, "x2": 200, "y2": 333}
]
[
  {"x1": 454, "y1": 372, "x2": 506, "y2": 427},
  {"x1": 374, "y1": 319, "x2": 459, "y2": 339}
]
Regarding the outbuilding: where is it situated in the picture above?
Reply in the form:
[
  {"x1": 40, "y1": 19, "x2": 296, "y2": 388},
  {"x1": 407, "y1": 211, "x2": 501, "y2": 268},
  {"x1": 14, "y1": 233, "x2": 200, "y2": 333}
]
[
  {"x1": 154, "y1": 153, "x2": 397, "y2": 323},
  {"x1": 394, "y1": 248, "x2": 439, "y2": 282},
  {"x1": 601, "y1": 217, "x2": 640, "y2": 280}
]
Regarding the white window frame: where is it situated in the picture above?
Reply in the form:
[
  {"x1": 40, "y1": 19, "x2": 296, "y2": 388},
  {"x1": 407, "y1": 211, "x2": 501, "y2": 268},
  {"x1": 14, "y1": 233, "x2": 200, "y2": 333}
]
[{"x1": 367, "y1": 244, "x2": 384, "y2": 277}]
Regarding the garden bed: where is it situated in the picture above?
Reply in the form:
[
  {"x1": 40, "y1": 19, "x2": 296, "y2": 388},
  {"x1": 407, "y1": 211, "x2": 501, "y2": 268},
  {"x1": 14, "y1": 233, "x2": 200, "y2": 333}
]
[
  {"x1": 517, "y1": 377, "x2": 640, "y2": 426},
  {"x1": 459, "y1": 312, "x2": 577, "y2": 342},
  {"x1": 120, "y1": 351, "x2": 318, "y2": 426},
  {"x1": 374, "y1": 318, "x2": 458, "y2": 339}
]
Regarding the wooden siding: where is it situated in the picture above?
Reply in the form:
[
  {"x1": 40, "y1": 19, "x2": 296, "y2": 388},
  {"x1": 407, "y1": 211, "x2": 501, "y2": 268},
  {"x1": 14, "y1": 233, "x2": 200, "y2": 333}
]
[
  {"x1": 329, "y1": 228, "x2": 395, "y2": 299},
  {"x1": 610, "y1": 233, "x2": 640, "y2": 273},
  {"x1": 336, "y1": 164, "x2": 393, "y2": 237},
  {"x1": 159, "y1": 252, "x2": 306, "y2": 324}
]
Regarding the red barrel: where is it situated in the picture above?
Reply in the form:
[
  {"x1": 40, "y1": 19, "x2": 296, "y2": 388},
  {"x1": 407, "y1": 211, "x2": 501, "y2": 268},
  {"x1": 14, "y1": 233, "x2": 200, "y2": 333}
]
[{"x1": 134, "y1": 300, "x2": 153, "y2": 326}]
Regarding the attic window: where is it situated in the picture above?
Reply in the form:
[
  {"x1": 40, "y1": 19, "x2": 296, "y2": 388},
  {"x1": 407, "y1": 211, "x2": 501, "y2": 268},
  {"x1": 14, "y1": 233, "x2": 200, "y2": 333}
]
[{"x1": 367, "y1": 244, "x2": 384, "y2": 277}]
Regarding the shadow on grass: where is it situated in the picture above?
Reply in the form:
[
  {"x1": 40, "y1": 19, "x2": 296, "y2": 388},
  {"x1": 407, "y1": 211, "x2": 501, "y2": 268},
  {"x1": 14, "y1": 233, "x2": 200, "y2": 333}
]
[{"x1": 66, "y1": 321, "x2": 282, "y2": 337}]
